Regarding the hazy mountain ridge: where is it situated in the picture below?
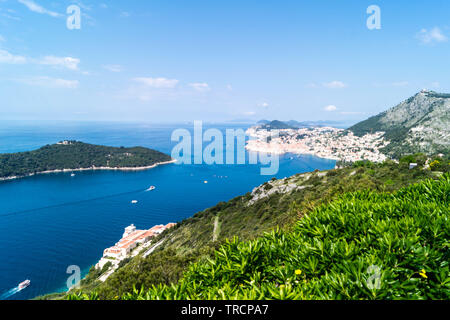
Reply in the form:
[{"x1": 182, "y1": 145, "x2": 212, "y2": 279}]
[
  {"x1": 350, "y1": 90, "x2": 450, "y2": 158},
  {"x1": 257, "y1": 119, "x2": 351, "y2": 130},
  {"x1": 259, "y1": 120, "x2": 297, "y2": 130}
]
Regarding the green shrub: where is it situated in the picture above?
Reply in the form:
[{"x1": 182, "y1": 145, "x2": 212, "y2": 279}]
[{"x1": 400, "y1": 153, "x2": 428, "y2": 166}]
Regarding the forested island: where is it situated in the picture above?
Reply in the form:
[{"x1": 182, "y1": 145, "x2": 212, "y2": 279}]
[{"x1": 0, "y1": 141, "x2": 173, "y2": 180}]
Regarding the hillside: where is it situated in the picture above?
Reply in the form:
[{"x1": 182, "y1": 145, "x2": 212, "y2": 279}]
[
  {"x1": 349, "y1": 90, "x2": 450, "y2": 158},
  {"x1": 69, "y1": 168, "x2": 449, "y2": 300},
  {"x1": 107, "y1": 174, "x2": 449, "y2": 300},
  {"x1": 0, "y1": 141, "x2": 172, "y2": 179},
  {"x1": 260, "y1": 120, "x2": 296, "y2": 130},
  {"x1": 53, "y1": 157, "x2": 448, "y2": 300}
]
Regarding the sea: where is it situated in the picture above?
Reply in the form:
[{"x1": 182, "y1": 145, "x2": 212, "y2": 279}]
[{"x1": 0, "y1": 120, "x2": 336, "y2": 300}]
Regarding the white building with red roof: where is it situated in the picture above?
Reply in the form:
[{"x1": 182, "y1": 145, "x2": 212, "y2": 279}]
[{"x1": 96, "y1": 223, "x2": 176, "y2": 270}]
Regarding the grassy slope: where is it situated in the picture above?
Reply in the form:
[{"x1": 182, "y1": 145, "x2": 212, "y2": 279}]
[
  {"x1": 118, "y1": 173, "x2": 450, "y2": 300},
  {"x1": 56, "y1": 161, "x2": 444, "y2": 300}
]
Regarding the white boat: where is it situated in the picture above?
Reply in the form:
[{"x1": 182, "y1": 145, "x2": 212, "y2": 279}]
[
  {"x1": 146, "y1": 186, "x2": 156, "y2": 191},
  {"x1": 131, "y1": 200, "x2": 138, "y2": 204},
  {"x1": 18, "y1": 280, "x2": 30, "y2": 290},
  {"x1": 71, "y1": 173, "x2": 76, "y2": 177}
]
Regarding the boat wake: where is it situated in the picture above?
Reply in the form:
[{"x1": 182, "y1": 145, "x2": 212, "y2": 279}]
[
  {"x1": 0, "y1": 187, "x2": 147, "y2": 218},
  {"x1": 0, "y1": 287, "x2": 21, "y2": 300}
]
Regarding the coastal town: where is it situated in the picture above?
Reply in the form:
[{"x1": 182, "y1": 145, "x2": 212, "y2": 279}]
[
  {"x1": 95, "y1": 223, "x2": 176, "y2": 282},
  {"x1": 246, "y1": 125, "x2": 389, "y2": 163}
]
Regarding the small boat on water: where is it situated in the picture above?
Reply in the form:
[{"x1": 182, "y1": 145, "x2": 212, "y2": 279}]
[
  {"x1": 131, "y1": 200, "x2": 138, "y2": 204},
  {"x1": 71, "y1": 173, "x2": 76, "y2": 177},
  {"x1": 18, "y1": 280, "x2": 31, "y2": 290},
  {"x1": 146, "y1": 186, "x2": 156, "y2": 191}
]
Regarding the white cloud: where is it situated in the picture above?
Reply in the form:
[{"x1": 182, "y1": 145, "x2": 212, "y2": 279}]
[
  {"x1": 0, "y1": 7, "x2": 21, "y2": 21},
  {"x1": 189, "y1": 82, "x2": 210, "y2": 92},
  {"x1": 0, "y1": 35, "x2": 5, "y2": 42},
  {"x1": 17, "y1": 76, "x2": 79, "y2": 88},
  {"x1": 324, "y1": 105, "x2": 338, "y2": 112},
  {"x1": 38, "y1": 56, "x2": 80, "y2": 70},
  {"x1": 372, "y1": 81, "x2": 410, "y2": 88},
  {"x1": 71, "y1": 1, "x2": 92, "y2": 11},
  {"x1": 17, "y1": 0, "x2": 62, "y2": 18},
  {"x1": 392, "y1": 81, "x2": 409, "y2": 87},
  {"x1": 339, "y1": 111, "x2": 365, "y2": 115},
  {"x1": 258, "y1": 102, "x2": 269, "y2": 108},
  {"x1": 323, "y1": 81, "x2": 347, "y2": 89},
  {"x1": 307, "y1": 81, "x2": 348, "y2": 89},
  {"x1": 417, "y1": 27, "x2": 448, "y2": 44},
  {"x1": 430, "y1": 81, "x2": 440, "y2": 88},
  {"x1": 124, "y1": 87, "x2": 178, "y2": 102},
  {"x1": 1, "y1": 13, "x2": 21, "y2": 20},
  {"x1": 305, "y1": 82, "x2": 319, "y2": 88},
  {"x1": 0, "y1": 50, "x2": 82, "y2": 72},
  {"x1": 103, "y1": 64, "x2": 122, "y2": 72},
  {"x1": 123, "y1": 77, "x2": 182, "y2": 101},
  {"x1": 133, "y1": 77, "x2": 179, "y2": 88},
  {"x1": 0, "y1": 49, "x2": 27, "y2": 64}
]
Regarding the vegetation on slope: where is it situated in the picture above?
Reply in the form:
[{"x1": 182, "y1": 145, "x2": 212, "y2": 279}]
[
  {"x1": 0, "y1": 141, "x2": 172, "y2": 179},
  {"x1": 349, "y1": 90, "x2": 450, "y2": 158},
  {"x1": 70, "y1": 173, "x2": 450, "y2": 300},
  {"x1": 260, "y1": 120, "x2": 296, "y2": 130},
  {"x1": 58, "y1": 158, "x2": 445, "y2": 300}
]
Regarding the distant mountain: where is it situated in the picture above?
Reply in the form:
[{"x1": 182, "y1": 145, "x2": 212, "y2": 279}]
[
  {"x1": 257, "y1": 119, "x2": 351, "y2": 129},
  {"x1": 284, "y1": 120, "x2": 308, "y2": 128},
  {"x1": 286, "y1": 120, "x2": 350, "y2": 128},
  {"x1": 349, "y1": 90, "x2": 450, "y2": 158},
  {"x1": 259, "y1": 120, "x2": 296, "y2": 130}
]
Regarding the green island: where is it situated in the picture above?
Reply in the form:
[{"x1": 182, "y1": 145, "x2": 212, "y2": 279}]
[
  {"x1": 38, "y1": 154, "x2": 449, "y2": 300},
  {"x1": 0, "y1": 141, "x2": 173, "y2": 180}
]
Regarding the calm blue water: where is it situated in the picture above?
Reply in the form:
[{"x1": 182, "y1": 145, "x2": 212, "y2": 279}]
[{"x1": 0, "y1": 121, "x2": 335, "y2": 300}]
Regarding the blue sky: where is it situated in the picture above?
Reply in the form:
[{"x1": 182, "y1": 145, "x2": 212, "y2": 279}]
[{"x1": 0, "y1": 0, "x2": 449, "y2": 123}]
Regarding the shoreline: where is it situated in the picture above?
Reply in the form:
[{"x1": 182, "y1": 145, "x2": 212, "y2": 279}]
[
  {"x1": 0, "y1": 159, "x2": 177, "y2": 182},
  {"x1": 245, "y1": 126, "x2": 389, "y2": 163},
  {"x1": 246, "y1": 145, "x2": 340, "y2": 161}
]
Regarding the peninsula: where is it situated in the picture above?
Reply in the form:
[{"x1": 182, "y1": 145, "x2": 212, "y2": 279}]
[
  {"x1": 0, "y1": 141, "x2": 174, "y2": 181},
  {"x1": 246, "y1": 90, "x2": 450, "y2": 162},
  {"x1": 246, "y1": 125, "x2": 388, "y2": 163}
]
